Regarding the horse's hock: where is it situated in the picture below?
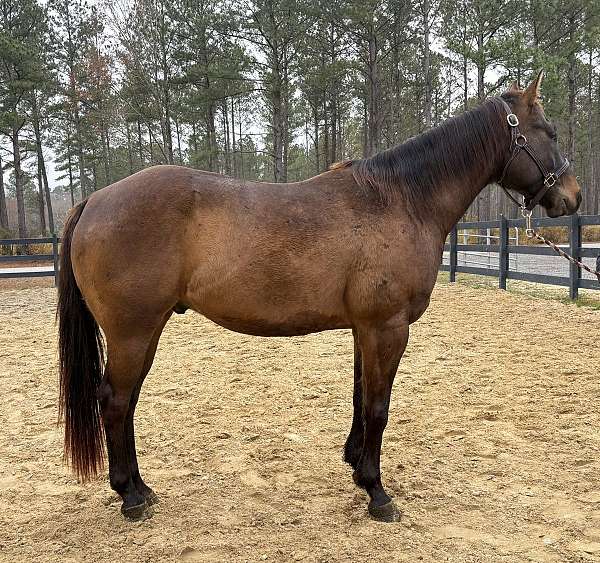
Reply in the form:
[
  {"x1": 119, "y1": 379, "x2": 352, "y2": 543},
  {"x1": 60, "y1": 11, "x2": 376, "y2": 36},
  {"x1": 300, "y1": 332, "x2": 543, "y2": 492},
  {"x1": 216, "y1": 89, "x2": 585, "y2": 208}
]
[{"x1": 2, "y1": 283, "x2": 600, "y2": 562}]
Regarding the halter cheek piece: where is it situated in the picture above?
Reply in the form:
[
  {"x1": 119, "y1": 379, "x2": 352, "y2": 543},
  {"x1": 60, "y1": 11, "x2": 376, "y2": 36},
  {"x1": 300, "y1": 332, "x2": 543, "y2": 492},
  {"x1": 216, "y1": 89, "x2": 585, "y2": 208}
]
[{"x1": 496, "y1": 97, "x2": 570, "y2": 212}]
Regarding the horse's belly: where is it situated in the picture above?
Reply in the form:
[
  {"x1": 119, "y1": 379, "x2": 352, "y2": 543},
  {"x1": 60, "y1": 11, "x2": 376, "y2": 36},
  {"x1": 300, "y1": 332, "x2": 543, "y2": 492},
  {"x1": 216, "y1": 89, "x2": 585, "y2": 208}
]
[
  {"x1": 183, "y1": 264, "x2": 350, "y2": 336},
  {"x1": 197, "y1": 310, "x2": 350, "y2": 337}
]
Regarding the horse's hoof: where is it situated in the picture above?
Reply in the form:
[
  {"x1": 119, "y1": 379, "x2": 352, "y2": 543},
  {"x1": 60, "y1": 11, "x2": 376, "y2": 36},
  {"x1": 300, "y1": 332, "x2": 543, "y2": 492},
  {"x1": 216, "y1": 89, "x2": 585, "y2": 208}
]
[
  {"x1": 368, "y1": 500, "x2": 401, "y2": 523},
  {"x1": 145, "y1": 491, "x2": 160, "y2": 506},
  {"x1": 121, "y1": 500, "x2": 149, "y2": 521}
]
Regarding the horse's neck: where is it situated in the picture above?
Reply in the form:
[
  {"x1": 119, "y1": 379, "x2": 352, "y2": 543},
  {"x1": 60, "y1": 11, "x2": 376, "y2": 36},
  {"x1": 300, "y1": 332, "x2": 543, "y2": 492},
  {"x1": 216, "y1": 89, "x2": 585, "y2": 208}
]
[
  {"x1": 433, "y1": 137, "x2": 505, "y2": 237},
  {"x1": 436, "y1": 174, "x2": 496, "y2": 236}
]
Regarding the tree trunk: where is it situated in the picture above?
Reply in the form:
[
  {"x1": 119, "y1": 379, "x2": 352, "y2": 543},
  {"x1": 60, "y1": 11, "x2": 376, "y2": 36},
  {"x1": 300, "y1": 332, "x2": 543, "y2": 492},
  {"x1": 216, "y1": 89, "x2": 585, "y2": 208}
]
[
  {"x1": 366, "y1": 32, "x2": 380, "y2": 156},
  {"x1": 463, "y1": 53, "x2": 468, "y2": 111},
  {"x1": 238, "y1": 101, "x2": 244, "y2": 179},
  {"x1": 102, "y1": 127, "x2": 111, "y2": 187},
  {"x1": 586, "y1": 47, "x2": 594, "y2": 214},
  {"x1": 74, "y1": 110, "x2": 87, "y2": 198},
  {"x1": 67, "y1": 130, "x2": 75, "y2": 206},
  {"x1": 323, "y1": 99, "x2": 330, "y2": 169},
  {"x1": 362, "y1": 97, "x2": 368, "y2": 157},
  {"x1": 231, "y1": 97, "x2": 237, "y2": 177},
  {"x1": 12, "y1": 123, "x2": 27, "y2": 238},
  {"x1": 423, "y1": 0, "x2": 432, "y2": 128},
  {"x1": 313, "y1": 103, "x2": 320, "y2": 173},
  {"x1": 206, "y1": 103, "x2": 218, "y2": 172},
  {"x1": 192, "y1": 121, "x2": 198, "y2": 156},
  {"x1": 329, "y1": 24, "x2": 338, "y2": 162},
  {"x1": 126, "y1": 122, "x2": 134, "y2": 175},
  {"x1": 137, "y1": 119, "x2": 144, "y2": 167},
  {"x1": 175, "y1": 116, "x2": 183, "y2": 164},
  {"x1": 566, "y1": 11, "x2": 577, "y2": 165},
  {"x1": 272, "y1": 77, "x2": 285, "y2": 182},
  {"x1": 32, "y1": 95, "x2": 55, "y2": 233},
  {"x1": 282, "y1": 52, "x2": 290, "y2": 182},
  {"x1": 595, "y1": 78, "x2": 600, "y2": 214},
  {"x1": 159, "y1": 3, "x2": 174, "y2": 165},
  {"x1": 330, "y1": 94, "x2": 338, "y2": 164},
  {"x1": 222, "y1": 101, "x2": 231, "y2": 175},
  {"x1": 92, "y1": 163, "x2": 98, "y2": 191},
  {"x1": 0, "y1": 154, "x2": 8, "y2": 231},
  {"x1": 148, "y1": 123, "x2": 154, "y2": 163},
  {"x1": 36, "y1": 160, "x2": 47, "y2": 235},
  {"x1": 70, "y1": 63, "x2": 87, "y2": 198},
  {"x1": 476, "y1": 32, "x2": 485, "y2": 102}
]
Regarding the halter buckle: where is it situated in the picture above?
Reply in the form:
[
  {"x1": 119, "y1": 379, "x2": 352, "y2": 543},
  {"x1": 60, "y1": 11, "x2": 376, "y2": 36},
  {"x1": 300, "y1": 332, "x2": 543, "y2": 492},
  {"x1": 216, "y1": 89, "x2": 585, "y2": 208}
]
[
  {"x1": 544, "y1": 173, "x2": 557, "y2": 187},
  {"x1": 506, "y1": 113, "x2": 519, "y2": 127}
]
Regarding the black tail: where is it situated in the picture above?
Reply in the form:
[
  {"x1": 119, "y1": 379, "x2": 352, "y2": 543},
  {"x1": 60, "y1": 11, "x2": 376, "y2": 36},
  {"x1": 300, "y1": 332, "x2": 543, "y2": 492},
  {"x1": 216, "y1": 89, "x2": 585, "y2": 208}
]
[{"x1": 57, "y1": 200, "x2": 105, "y2": 481}]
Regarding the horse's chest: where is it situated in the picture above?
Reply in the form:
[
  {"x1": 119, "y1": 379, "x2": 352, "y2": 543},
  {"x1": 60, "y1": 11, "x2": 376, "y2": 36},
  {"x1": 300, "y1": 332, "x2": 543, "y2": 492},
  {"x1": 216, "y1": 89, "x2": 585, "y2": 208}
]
[{"x1": 347, "y1": 248, "x2": 439, "y2": 323}]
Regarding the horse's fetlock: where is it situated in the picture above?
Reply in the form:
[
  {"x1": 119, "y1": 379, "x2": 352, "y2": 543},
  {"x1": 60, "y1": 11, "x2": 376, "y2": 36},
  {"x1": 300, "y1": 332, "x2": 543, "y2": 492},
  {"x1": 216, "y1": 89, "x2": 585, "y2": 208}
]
[
  {"x1": 353, "y1": 463, "x2": 380, "y2": 491},
  {"x1": 110, "y1": 473, "x2": 128, "y2": 495}
]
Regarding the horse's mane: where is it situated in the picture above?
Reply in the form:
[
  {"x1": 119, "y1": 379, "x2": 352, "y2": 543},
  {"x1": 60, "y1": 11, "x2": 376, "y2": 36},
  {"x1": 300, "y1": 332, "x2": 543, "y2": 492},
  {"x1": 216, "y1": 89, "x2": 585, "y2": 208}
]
[{"x1": 334, "y1": 96, "x2": 512, "y2": 217}]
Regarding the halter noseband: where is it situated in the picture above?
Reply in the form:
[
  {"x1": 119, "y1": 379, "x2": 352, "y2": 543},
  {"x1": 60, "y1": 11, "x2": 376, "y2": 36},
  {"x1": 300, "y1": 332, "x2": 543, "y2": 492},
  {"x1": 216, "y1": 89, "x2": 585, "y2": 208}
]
[{"x1": 496, "y1": 97, "x2": 570, "y2": 212}]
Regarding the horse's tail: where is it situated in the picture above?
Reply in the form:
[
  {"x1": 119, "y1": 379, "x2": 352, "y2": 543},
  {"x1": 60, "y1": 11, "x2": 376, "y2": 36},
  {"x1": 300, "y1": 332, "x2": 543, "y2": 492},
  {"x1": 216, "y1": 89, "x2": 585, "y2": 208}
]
[{"x1": 57, "y1": 199, "x2": 105, "y2": 481}]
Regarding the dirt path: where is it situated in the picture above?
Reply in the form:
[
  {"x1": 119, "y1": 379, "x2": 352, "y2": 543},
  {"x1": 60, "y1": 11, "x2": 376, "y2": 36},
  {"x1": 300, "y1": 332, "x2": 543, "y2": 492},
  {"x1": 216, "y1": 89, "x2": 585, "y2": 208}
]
[{"x1": 1, "y1": 283, "x2": 600, "y2": 562}]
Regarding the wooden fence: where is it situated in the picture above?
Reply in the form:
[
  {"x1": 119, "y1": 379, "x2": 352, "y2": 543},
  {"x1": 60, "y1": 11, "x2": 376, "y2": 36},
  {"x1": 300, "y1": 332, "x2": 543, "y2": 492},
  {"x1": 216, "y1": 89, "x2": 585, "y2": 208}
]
[
  {"x1": 441, "y1": 214, "x2": 600, "y2": 299},
  {"x1": 0, "y1": 236, "x2": 60, "y2": 286}
]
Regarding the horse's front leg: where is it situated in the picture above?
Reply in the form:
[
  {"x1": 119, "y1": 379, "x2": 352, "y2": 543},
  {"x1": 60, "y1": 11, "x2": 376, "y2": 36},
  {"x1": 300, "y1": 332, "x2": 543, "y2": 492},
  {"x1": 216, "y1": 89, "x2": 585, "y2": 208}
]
[
  {"x1": 343, "y1": 329, "x2": 363, "y2": 469},
  {"x1": 352, "y1": 315, "x2": 408, "y2": 522}
]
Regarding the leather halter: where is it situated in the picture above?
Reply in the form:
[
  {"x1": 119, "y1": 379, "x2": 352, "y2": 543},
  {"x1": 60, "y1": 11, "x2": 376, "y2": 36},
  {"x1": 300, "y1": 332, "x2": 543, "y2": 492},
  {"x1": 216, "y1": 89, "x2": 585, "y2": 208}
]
[{"x1": 496, "y1": 97, "x2": 570, "y2": 211}]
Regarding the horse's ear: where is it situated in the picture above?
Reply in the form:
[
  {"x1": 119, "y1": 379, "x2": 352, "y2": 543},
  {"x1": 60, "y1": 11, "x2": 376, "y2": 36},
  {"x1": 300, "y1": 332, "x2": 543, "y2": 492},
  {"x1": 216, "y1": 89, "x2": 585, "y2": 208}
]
[
  {"x1": 524, "y1": 70, "x2": 544, "y2": 106},
  {"x1": 508, "y1": 80, "x2": 520, "y2": 92}
]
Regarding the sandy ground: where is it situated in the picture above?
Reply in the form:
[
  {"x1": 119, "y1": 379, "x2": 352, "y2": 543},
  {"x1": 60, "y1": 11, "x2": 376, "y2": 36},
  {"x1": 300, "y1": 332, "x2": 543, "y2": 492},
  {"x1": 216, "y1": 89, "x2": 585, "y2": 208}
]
[{"x1": 1, "y1": 283, "x2": 600, "y2": 563}]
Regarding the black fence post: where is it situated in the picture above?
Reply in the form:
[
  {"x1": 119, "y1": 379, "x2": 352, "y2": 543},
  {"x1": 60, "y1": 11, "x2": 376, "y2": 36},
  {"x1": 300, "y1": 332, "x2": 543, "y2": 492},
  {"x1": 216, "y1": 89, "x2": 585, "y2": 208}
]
[
  {"x1": 52, "y1": 233, "x2": 59, "y2": 287},
  {"x1": 449, "y1": 225, "x2": 458, "y2": 282},
  {"x1": 499, "y1": 215, "x2": 508, "y2": 290},
  {"x1": 569, "y1": 214, "x2": 580, "y2": 300}
]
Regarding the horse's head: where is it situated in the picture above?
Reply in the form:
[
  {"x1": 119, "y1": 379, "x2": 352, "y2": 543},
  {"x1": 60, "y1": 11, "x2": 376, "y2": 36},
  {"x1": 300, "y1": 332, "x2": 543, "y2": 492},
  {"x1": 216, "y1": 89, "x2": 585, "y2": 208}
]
[{"x1": 499, "y1": 71, "x2": 581, "y2": 217}]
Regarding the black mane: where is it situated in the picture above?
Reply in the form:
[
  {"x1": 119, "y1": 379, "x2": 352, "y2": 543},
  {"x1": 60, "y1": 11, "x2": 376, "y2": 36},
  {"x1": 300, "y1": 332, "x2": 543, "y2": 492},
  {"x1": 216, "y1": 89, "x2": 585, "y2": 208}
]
[{"x1": 348, "y1": 97, "x2": 510, "y2": 217}]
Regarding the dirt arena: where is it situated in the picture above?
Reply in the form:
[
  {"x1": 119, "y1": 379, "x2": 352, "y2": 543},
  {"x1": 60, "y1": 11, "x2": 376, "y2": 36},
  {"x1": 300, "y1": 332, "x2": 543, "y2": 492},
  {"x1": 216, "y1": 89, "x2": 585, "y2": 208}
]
[{"x1": 1, "y1": 281, "x2": 600, "y2": 562}]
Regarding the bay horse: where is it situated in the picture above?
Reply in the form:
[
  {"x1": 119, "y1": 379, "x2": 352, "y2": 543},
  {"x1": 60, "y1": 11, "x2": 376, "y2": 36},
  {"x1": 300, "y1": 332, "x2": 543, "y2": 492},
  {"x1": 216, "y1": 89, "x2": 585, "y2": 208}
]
[{"x1": 58, "y1": 72, "x2": 581, "y2": 522}]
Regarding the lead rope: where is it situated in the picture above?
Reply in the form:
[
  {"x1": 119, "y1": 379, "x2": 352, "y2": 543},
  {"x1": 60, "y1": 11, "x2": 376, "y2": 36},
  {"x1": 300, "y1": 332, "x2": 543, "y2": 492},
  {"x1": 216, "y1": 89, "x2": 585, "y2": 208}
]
[{"x1": 521, "y1": 208, "x2": 600, "y2": 282}]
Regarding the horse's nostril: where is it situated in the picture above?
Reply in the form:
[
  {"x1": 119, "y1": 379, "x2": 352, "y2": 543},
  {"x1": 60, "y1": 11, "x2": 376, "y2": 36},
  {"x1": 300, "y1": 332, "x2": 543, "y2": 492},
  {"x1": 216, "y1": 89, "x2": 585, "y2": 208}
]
[{"x1": 577, "y1": 191, "x2": 582, "y2": 205}]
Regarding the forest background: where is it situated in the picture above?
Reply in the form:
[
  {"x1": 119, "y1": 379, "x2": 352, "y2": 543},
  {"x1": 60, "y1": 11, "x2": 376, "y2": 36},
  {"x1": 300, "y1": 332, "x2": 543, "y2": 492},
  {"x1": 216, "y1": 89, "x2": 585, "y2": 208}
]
[{"x1": 1, "y1": 0, "x2": 599, "y2": 236}]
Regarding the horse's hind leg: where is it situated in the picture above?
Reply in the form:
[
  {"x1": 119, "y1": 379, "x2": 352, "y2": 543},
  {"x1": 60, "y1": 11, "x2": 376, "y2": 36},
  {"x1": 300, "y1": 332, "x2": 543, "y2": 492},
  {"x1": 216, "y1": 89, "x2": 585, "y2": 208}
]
[
  {"x1": 98, "y1": 325, "x2": 160, "y2": 520},
  {"x1": 125, "y1": 312, "x2": 172, "y2": 505},
  {"x1": 344, "y1": 329, "x2": 363, "y2": 469}
]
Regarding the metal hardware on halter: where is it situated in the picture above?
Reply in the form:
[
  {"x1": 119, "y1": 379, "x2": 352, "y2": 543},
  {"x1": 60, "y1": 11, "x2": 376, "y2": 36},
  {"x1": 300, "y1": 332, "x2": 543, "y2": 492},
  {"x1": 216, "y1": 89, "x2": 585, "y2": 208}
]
[
  {"x1": 544, "y1": 173, "x2": 557, "y2": 187},
  {"x1": 507, "y1": 113, "x2": 519, "y2": 127},
  {"x1": 515, "y1": 135, "x2": 527, "y2": 148},
  {"x1": 521, "y1": 206, "x2": 534, "y2": 237}
]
